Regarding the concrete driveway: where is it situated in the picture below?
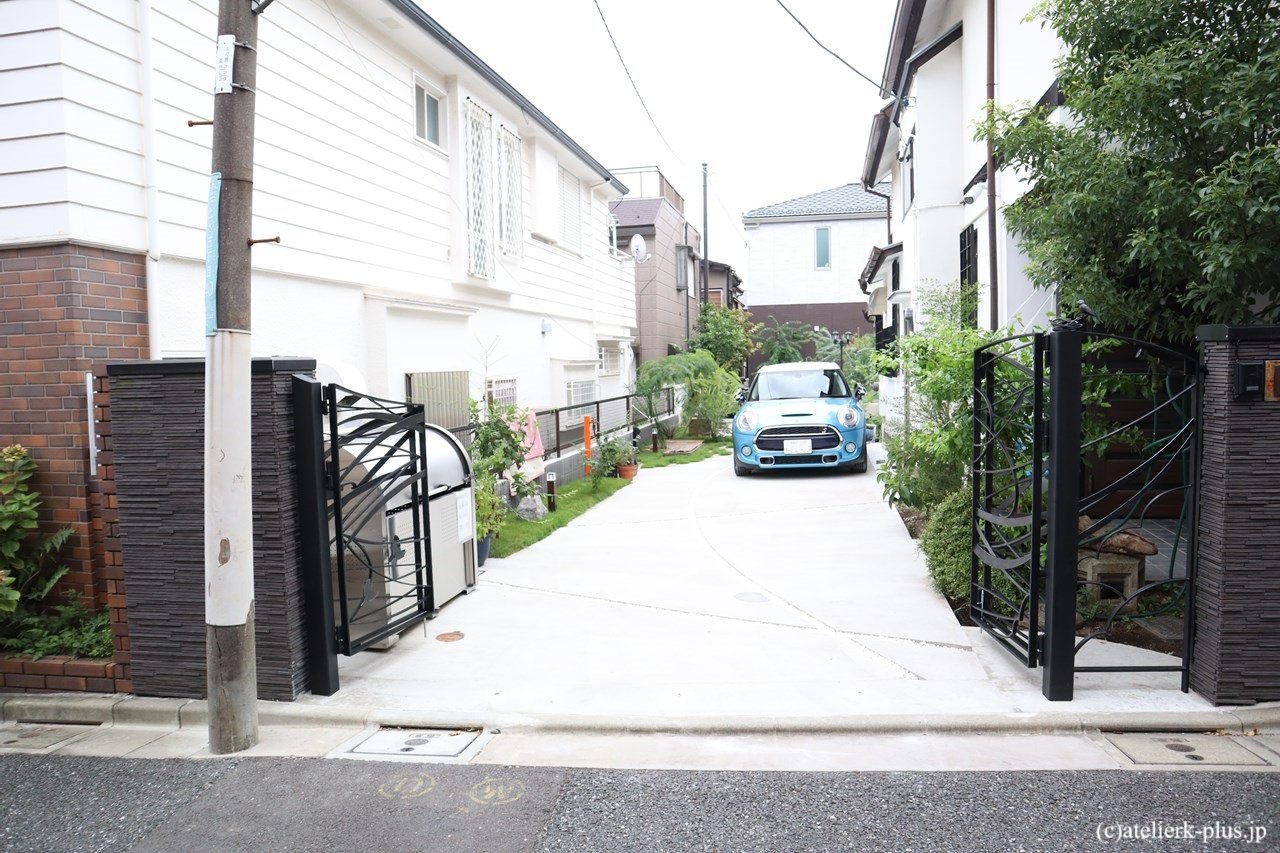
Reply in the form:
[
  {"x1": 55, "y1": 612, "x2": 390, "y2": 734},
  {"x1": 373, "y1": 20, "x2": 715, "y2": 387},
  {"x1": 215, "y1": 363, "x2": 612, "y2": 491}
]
[{"x1": 304, "y1": 447, "x2": 1212, "y2": 727}]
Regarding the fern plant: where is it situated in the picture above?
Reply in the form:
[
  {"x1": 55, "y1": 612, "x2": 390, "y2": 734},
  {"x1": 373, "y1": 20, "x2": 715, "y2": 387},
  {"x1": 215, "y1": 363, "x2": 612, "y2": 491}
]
[{"x1": 0, "y1": 444, "x2": 73, "y2": 615}]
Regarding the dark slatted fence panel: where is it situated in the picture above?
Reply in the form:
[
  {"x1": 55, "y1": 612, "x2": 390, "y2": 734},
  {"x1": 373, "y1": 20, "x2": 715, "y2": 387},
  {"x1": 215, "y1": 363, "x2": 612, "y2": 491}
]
[
  {"x1": 109, "y1": 358, "x2": 315, "y2": 701},
  {"x1": 1192, "y1": 330, "x2": 1280, "y2": 704}
]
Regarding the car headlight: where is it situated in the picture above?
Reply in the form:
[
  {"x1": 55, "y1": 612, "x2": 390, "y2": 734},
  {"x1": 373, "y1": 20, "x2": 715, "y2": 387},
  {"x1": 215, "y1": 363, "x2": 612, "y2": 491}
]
[
  {"x1": 837, "y1": 406, "x2": 861, "y2": 428},
  {"x1": 735, "y1": 410, "x2": 759, "y2": 432}
]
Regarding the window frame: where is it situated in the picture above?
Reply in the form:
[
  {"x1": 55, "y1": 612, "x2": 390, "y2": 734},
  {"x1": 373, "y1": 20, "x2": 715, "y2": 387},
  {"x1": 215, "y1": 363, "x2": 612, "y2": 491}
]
[
  {"x1": 485, "y1": 377, "x2": 518, "y2": 409},
  {"x1": 496, "y1": 125, "x2": 523, "y2": 257},
  {"x1": 558, "y1": 166, "x2": 583, "y2": 254},
  {"x1": 464, "y1": 98, "x2": 495, "y2": 279},
  {"x1": 815, "y1": 226, "x2": 832, "y2": 270},
  {"x1": 902, "y1": 136, "x2": 916, "y2": 212},
  {"x1": 412, "y1": 75, "x2": 446, "y2": 152},
  {"x1": 598, "y1": 344, "x2": 621, "y2": 376}
]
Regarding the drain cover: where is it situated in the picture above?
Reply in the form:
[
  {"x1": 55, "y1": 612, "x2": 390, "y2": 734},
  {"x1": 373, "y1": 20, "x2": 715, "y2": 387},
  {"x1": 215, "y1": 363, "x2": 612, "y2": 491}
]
[
  {"x1": 0, "y1": 723, "x2": 98, "y2": 751},
  {"x1": 351, "y1": 727, "x2": 480, "y2": 758},
  {"x1": 1104, "y1": 733, "x2": 1269, "y2": 766}
]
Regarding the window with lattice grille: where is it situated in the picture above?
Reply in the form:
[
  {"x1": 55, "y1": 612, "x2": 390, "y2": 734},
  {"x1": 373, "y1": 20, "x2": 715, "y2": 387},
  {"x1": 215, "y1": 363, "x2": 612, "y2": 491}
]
[
  {"x1": 598, "y1": 344, "x2": 621, "y2": 376},
  {"x1": 497, "y1": 127, "x2": 522, "y2": 256},
  {"x1": 486, "y1": 377, "x2": 518, "y2": 409},
  {"x1": 558, "y1": 167, "x2": 581, "y2": 253},
  {"x1": 565, "y1": 378, "x2": 596, "y2": 419},
  {"x1": 465, "y1": 100, "x2": 495, "y2": 279}
]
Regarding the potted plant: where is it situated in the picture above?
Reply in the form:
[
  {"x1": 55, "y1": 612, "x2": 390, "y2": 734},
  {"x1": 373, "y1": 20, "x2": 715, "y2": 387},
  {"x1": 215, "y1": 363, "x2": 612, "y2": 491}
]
[
  {"x1": 473, "y1": 474, "x2": 507, "y2": 566},
  {"x1": 614, "y1": 438, "x2": 638, "y2": 480},
  {"x1": 590, "y1": 434, "x2": 637, "y2": 489}
]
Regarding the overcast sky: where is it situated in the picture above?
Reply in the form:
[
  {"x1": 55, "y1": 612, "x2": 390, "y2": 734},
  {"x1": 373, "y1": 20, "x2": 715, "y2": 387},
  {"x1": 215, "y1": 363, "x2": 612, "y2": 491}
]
[{"x1": 427, "y1": 0, "x2": 897, "y2": 274}]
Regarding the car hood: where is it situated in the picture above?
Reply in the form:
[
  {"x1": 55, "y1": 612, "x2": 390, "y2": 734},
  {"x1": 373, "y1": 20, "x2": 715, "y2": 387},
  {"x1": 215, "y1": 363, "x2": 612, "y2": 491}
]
[{"x1": 739, "y1": 398, "x2": 860, "y2": 429}]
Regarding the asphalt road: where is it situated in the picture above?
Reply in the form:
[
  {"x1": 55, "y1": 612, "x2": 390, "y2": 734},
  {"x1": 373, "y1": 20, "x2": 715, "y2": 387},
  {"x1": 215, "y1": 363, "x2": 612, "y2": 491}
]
[{"x1": 2, "y1": 755, "x2": 1276, "y2": 852}]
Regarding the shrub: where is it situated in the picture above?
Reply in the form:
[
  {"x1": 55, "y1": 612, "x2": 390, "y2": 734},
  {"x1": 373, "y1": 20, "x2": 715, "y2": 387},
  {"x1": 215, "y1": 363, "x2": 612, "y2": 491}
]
[
  {"x1": 688, "y1": 303, "x2": 760, "y2": 374},
  {"x1": 0, "y1": 444, "x2": 72, "y2": 615},
  {"x1": 919, "y1": 489, "x2": 974, "y2": 602}
]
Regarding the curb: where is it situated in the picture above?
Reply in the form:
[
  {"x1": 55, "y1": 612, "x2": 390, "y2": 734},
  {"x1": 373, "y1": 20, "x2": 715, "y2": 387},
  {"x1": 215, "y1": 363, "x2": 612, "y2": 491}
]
[{"x1": 4, "y1": 693, "x2": 1279, "y2": 737}]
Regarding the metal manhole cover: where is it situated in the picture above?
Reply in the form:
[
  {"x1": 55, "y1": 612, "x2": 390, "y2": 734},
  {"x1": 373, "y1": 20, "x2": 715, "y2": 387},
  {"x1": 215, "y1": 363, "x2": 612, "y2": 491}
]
[
  {"x1": 0, "y1": 723, "x2": 99, "y2": 751},
  {"x1": 351, "y1": 727, "x2": 480, "y2": 758},
  {"x1": 1104, "y1": 733, "x2": 1269, "y2": 766}
]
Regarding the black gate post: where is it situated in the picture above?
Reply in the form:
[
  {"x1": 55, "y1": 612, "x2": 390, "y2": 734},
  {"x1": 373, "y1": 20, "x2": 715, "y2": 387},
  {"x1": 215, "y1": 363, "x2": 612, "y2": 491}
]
[
  {"x1": 1043, "y1": 327, "x2": 1083, "y2": 700},
  {"x1": 292, "y1": 374, "x2": 339, "y2": 695}
]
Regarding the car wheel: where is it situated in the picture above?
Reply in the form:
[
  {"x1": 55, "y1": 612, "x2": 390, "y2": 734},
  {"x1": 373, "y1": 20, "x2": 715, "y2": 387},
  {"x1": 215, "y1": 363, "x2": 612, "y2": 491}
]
[
  {"x1": 846, "y1": 447, "x2": 868, "y2": 474},
  {"x1": 734, "y1": 457, "x2": 752, "y2": 477}
]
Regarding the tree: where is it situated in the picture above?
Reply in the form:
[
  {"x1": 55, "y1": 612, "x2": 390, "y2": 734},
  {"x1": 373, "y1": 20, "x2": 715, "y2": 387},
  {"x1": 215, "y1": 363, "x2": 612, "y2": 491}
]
[
  {"x1": 687, "y1": 304, "x2": 760, "y2": 375},
  {"x1": 754, "y1": 318, "x2": 819, "y2": 365},
  {"x1": 983, "y1": 0, "x2": 1280, "y2": 344}
]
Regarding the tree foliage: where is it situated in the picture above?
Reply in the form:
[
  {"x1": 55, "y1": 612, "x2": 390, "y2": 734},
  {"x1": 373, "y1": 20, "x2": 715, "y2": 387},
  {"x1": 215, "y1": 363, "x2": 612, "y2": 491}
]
[
  {"x1": 878, "y1": 284, "x2": 999, "y2": 510},
  {"x1": 754, "y1": 317, "x2": 819, "y2": 365},
  {"x1": 688, "y1": 304, "x2": 761, "y2": 375},
  {"x1": 982, "y1": 0, "x2": 1280, "y2": 344}
]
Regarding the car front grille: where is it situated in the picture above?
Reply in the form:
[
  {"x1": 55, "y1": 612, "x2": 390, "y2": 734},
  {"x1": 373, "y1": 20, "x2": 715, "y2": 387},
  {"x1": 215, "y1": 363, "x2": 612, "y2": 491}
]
[
  {"x1": 769, "y1": 455, "x2": 825, "y2": 465},
  {"x1": 756, "y1": 425, "x2": 841, "y2": 451}
]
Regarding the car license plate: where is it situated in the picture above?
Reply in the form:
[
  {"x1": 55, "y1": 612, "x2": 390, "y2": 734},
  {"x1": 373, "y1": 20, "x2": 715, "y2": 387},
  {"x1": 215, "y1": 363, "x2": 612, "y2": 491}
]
[{"x1": 783, "y1": 439, "x2": 812, "y2": 454}]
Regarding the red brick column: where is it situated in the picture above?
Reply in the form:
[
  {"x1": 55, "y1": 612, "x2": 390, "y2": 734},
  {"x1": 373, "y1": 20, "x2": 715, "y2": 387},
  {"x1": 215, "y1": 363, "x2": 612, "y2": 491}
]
[{"x1": 1, "y1": 242, "x2": 146, "y2": 693}]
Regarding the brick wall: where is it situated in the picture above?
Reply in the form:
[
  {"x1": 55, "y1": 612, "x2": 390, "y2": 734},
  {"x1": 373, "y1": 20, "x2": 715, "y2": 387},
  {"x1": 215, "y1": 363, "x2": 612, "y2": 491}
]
[{"x1": 0, "y1": 242, "x2": 146, "y2": 694}]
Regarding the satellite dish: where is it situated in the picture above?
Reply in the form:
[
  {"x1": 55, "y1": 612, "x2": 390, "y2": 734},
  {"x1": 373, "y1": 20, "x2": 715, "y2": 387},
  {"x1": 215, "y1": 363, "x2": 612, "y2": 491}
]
[{"x1": 629, "y1": 234, "x2": 649, "y2": 264}]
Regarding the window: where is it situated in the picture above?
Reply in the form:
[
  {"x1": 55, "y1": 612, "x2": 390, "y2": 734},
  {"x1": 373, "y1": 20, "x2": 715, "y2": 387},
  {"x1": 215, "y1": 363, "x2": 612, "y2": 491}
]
[
  {"x1": 465, "y1": 99, "x2": 494, "y2": 278},
  {"x1": 558, "y1": 166, "x2": 581, "y2": 253},
  {"x1": 959, "y1": 224, "x2": 979, "y2": 327},
  {"x1": 892, "y1": 303, "x2": 901, "y2": 335},
  {"x1": 565, "y1": 378, "x2": 596, "y2": 419},
  {"x1": 709, "y1": 289, "x2": 723, "y2": 307},
  {"x1": 413, "y1": 79, "x2": 443, "y2": 147},
  {"x1": 486, "y1": 377, "x2": 518, "y2": 409},
  {"x1": 496, "y1": 126, "x2": 522, "y2": 256},
  {"x1": 815, "y1": 227, "x2": 831, "y2": 269},
  {"x1": 598, "y1": 344, "x2": 621, "y2": 376},
  {"x1": 406, "y1": 370, "x2": 469, "y2": 429},
  {"x1": 675, "y1": 245, "x2": 690, "y2": 291},
  {"x1": 891, "y1": 259, "x2": 900, "y2": 292}
]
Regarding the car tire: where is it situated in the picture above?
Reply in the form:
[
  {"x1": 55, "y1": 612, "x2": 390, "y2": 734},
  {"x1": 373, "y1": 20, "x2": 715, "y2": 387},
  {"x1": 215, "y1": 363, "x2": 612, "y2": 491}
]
[
  {"x1": 734, "y1": 457, "x2": 752, "y2": 477},
  {"x1": 846, "y1": 447, "x2": 868, "y2": 474}
]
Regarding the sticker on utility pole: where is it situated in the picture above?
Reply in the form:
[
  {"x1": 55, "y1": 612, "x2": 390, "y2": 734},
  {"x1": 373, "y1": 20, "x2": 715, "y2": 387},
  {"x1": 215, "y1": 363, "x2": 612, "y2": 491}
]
[
  {"x1": 205, "y1": 172, "x2": 221, "y2": 336},
  {"x1": 214, "y1": 35, "x2": 235, "y2": 94}
]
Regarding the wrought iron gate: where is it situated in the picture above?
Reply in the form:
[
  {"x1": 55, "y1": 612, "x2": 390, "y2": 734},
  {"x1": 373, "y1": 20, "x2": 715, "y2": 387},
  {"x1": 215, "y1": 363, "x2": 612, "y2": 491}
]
[
  {"x1": 325, "y1": 384, "x2": 436, "y2": 655},
  {"x1": 972, "y1": 324, "x2": 1199, "y2": 700}
]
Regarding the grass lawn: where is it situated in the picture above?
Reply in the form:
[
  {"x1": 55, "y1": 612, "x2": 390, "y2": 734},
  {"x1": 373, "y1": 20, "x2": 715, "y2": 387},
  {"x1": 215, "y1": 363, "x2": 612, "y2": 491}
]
[
  {"x1": 490, "y1": 476, "x2": 631, "y2": 559},
  {"x1": 636, "y1": 436, "x2": 733, "y2": 469}
]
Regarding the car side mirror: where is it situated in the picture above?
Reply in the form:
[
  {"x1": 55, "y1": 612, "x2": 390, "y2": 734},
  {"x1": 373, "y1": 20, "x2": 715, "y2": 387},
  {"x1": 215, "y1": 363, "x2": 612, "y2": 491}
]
[
  {"x1": 735, "y1": 389, "x2": 746, "y2": 403},
  {"x1": 855, "y1": 383, "x2": 866, "y2": 400}
]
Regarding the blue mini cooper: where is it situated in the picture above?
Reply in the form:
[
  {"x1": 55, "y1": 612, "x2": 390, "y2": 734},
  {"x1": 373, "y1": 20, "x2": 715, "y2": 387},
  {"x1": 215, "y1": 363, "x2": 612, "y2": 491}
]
[{"x1": 731, "y1": 361, "x2": 867, "y2": 476}]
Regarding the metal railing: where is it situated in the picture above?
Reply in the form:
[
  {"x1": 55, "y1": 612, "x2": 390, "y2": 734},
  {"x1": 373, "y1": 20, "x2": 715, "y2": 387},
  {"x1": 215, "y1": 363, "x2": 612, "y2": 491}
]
[{"x1": 448, "y1": 386, "x2": 678, "y2": 462}]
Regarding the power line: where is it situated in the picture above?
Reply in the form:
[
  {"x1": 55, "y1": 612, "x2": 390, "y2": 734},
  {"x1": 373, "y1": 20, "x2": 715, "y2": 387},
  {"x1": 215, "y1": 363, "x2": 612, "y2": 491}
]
[
  {"x1": 590, "y1": 0, "x2": 681, "y2": 158},
  {"x1": 774, "y1": 0, "x2": 887, "y2": 95}
]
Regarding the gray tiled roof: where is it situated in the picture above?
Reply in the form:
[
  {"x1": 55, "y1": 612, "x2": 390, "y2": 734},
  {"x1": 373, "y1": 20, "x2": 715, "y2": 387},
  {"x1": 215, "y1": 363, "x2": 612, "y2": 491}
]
[
  {"x1": 609, "y1": 198, "x2": 665, "y2": 228},
  {"x1": 744, "y1": 181, "x2": 891, "y2": 219}
]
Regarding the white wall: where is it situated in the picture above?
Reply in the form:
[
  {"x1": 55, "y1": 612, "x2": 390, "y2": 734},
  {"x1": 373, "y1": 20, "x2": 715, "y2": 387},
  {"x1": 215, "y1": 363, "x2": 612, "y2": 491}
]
[
  {"x1": 744, "y1": 215, "x2": 883, "y2": 306},
  {"x1": 3, "y1": 0, "x2": 636, "y2": 408},
  {"x1": 0, "y1": 0, "x2": 147, "y2": 249}
]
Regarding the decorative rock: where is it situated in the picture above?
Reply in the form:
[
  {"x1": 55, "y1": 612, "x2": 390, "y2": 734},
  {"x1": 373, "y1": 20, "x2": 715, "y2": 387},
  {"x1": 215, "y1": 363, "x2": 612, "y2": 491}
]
[
  {"x1": 515, "y1": 495, "x2": 547, "y2": 521},
  {"x1": 1078, "y1": 515, "x2": 1159, "y2": 556}
]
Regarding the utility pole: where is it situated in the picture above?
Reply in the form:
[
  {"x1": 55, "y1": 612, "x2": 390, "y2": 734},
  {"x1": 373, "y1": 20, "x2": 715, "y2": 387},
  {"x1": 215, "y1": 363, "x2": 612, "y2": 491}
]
[
  {"x1": 204, "y1": 0, "x2": 264, "y2": 754},
  {"x1": 701, "y1": 163, "x2": 709, "y2": 306}
]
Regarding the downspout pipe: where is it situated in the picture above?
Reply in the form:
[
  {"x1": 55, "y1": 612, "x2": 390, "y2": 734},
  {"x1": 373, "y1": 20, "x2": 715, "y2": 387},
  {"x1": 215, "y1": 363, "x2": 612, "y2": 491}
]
[
  {"x1": 137, "y1": 0, "x2": 162, "y2": 359},
  {"x1": 863, "y1": 184, "x2": 893, "y2": 244},
  {"x1": 986, "y1": 0, "x2": 1000, "y2": 330}
]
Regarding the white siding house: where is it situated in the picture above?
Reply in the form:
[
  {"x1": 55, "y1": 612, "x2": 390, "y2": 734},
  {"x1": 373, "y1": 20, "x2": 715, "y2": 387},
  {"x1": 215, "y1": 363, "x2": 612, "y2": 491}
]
[
  {"x1": 740, "y1": 183, "x2": 887, "y2": 372},
  {"x1": 860, "y1": 0, "x2": 1061, "y2": 334},
  {"x1": 0, "y1": 0, "x2": 636, "y2": 415},
  {"x1": 859, "y1": 0, "x2": 1061, "y2": 427}
]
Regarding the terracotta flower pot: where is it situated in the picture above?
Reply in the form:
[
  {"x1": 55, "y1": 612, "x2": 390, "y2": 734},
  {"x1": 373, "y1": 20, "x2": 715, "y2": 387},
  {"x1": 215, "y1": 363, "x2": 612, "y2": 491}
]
[{"x1": 616, "y1": 462, "x2": 638, "y2": 480}]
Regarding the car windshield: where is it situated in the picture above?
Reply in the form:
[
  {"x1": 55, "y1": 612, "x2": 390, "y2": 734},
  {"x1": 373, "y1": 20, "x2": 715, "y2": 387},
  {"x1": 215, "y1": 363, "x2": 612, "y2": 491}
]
[{"x1": 749, "y1": 369, "x2": 851, "y2": 401}]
